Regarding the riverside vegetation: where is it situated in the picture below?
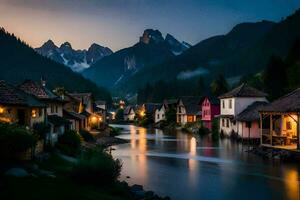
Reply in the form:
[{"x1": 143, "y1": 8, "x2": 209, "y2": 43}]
[{"x1": 0, "y1": 122, "x2": 170, "y2": 200}]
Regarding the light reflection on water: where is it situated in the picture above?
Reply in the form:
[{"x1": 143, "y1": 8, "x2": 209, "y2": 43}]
[{"x1": 112, "y1": 125, "x2": 300, "y2": 200}]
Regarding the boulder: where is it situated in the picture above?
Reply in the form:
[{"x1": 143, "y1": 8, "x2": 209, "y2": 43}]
[{"x1": 5, "y1": 168, "x2": 29, "y2": 177}]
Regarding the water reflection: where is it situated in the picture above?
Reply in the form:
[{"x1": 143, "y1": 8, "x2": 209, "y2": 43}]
[{"x1": 112, "y1": 124, "x2": 300, "y2": 200}]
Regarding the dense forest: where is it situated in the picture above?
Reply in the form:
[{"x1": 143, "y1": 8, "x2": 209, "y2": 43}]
[
  {"x1": 138, "y1": 39, "x2": 300, "y2": 103},
  {"x1": 0, "y1": 28, "x2": 112, "y2": 104}
]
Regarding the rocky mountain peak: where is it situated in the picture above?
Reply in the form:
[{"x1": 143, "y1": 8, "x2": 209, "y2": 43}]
[
  {"x1": 140, "y1": 29, "x2": 164, "y2": 44},
  {"x1": 41, "y1": 39, "x2": 57, "y2": 50}
]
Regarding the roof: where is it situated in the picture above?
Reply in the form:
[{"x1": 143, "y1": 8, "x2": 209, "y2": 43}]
[
  {"x1": 219, "y1": 83, "x2": 267, "y2": 99},
  {"x1": 0, "y1": 80, "x2": 45, "y2": 107},
  {"x1": 260, "y1": 88, "x2": 300, "y2": 113},
  {"x1": 143, "y1": 103, "x2": 160, "y2": 114},
  {"x1": 236, "y1": 101, "x2": 269, "y2": 122},
  {"x1": 124, "y1": 106, "x2": 134, "y2": 115},
  {"x1": 48, "y1": 114, "x2": 71, "y2": 126},
  {"x1": 95, "y1": 100, "x2": 106, "y2": 105},
  {"x1": 63, "y1": 109, "x2": 86, "y2": 120},
  {"x1": 80, "y1": 110, "x2": 92, "y2": 117},
  {"x1": 203, "y1": 96, "x2": 219, "y2": 105},
  {"x1": 69, "y1": 93, "x2": 93, "y2": 105},
  {"x1": 19, "y1": 80, "x2": 65, "y2": 103},
  {"x1": 178, "y1": 96, "x2": 203, "y2": 115}
]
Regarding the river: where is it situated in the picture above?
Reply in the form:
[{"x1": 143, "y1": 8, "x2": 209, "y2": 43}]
[{"x1": 111, "y1": 124, "x2": 300, "y2": 200}]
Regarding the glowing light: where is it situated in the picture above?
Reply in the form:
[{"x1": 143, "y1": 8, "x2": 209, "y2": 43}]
[
  {"x1": 32, "y1": 109, "x2": 37, "y2": 118},
  {"x1": 140, "y1": 110, "x2": 145, "y2": 117},
  {"x1": 91, "y1": 116, "x2": 98, "y2": 123},
  {"x1": 0, "y1": 107, "x2": 4, "y2": 114}
]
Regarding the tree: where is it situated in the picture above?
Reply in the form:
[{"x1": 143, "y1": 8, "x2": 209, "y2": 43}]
[
  {"x1": 166, "y1": 108, "x2": 176, "y2": 123},
  {"x1": 210, "y1": 74, "x2": 229, "y2": 97},
  {"x1": 195, "y1": 76, "x2": 205, "y2": 96},
  {"x1": 115, "y1": 109, "x2": 124, "y2": 121},
  {"x1": 263, "y1": 55, "x2": 287, "y2": 100},
  {"x1": 286, "y1": 39, "x2": 300, "y2": 91}
]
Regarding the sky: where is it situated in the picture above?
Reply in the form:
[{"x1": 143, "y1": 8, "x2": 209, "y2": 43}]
[{"x1": 1, "y1": 0, "x2": 300, "y2": 51}]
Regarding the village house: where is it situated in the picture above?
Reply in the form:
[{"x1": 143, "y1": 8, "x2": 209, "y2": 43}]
[
  {"x1": 94, "y1": 100, "x2": 107, "y2": 124},
  {"x1": 19, "y1": 80, "x2": 70, "y2": 144},
  {"x1": 259, "y1": 88, "x2": 300, "y2": 150},
  {"x1": 138, "y1": 103, "x2": 160, "y2": 122},
  {"x1": 54, "y1": 89, "x2": 88, "y2": 132},
  {"x1": 201, "y1": 96, "x2": 220, "y2": 130},
  {"x1": 0, "y1": 80, "x2": 46, "y2": 127},
  {"x1": 218, "y1": 83, "x2": 268, "y2": 137},
  {"x1": 154, "y1": 99, "x2": 178, "y2": 123},
  {"x1": 124, "y1": 106, "x2": 136, "y2": 121},
  {"x1": 155, "y1": 104, "x2": 166, "y2": 123},
  {"x1": 70, "y1": 93, "x2": 103, "y2": 130},
  {"x1": 176, "y1": 96, "x2": 202, "y2": 125},
  {"x1": 235, "y1": 101, "x2": 268, "y2": 139}
]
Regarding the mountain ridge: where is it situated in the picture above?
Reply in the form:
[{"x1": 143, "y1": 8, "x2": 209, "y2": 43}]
[{"x1": 35, "y1": 40, "x2": 113, "y2": 72}]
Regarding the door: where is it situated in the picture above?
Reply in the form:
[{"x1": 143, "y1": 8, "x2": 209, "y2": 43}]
[{"x1": 17, "y1": 109, "x2": 26, "y2": 126}]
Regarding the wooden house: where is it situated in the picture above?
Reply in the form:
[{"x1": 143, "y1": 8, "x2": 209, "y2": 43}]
[
  {"x1": 235, "y1": 101, "x2": 268, "y2": 139},
  {"x1": 201, "y1": 96, "x2": 220, "y2": 130},
  {"x1": 218, "y1": 83, "x2": 268, "y2": 137},
  {"x1": 176, "y1": 97, "x2": 202, "y2": 125},
  {"x1": 0, "y1": 80, "x2": 46, "y2": 127},
  {"x1": 259, "y1": 89, "x2": 300, "y2": 150}
]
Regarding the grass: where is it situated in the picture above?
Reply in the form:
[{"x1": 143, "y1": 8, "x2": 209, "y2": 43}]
[{"x1": 0, "y1": 154, "x2": 134, "y2": 200}]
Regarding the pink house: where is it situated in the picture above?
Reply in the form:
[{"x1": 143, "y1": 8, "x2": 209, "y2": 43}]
[{"x1": 201, "y1": 96, "x2": 220, "y2": 130}]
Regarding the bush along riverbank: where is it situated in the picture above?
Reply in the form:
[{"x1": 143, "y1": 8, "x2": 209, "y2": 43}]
[{"x1": 0, "y1": 124, "x2": 170, "y2": 200}]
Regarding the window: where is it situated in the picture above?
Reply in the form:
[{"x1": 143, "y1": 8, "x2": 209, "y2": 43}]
[
  {"x1": 157, "y1": 114, "x2": 160, "y2": 119},
  {"x1": 286, "y1": 121, "x2": 292, "y2": 130},
  {"x1": 246, "y1": 122, "x2": 252, "y2": 128},
  {"x1": 51, "y1": 105, "x2": 54, "y2": 113},
  {"x1": 226, "y1": 119, "x2": 229, "y2": 127},
  {"x1": 39, "y1": 109, "x2": 42, "y2": 116},
  {"x1": 222, "y1": 100, "x2": 225, "y2": 109},
  {"x1": 229, "y1": 99, "x2": 232, "y2": 109},
  {"x1": 55, "y1": 106, "x2": 58, "y2": 113},
  {"x1": 222, "y1": 119, "x2": 225, "y2": 127}
]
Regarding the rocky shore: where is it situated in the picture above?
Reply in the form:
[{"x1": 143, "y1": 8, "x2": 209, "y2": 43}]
[{"x1": 126, "y1": 183, "x2": 170, "y2": 200}]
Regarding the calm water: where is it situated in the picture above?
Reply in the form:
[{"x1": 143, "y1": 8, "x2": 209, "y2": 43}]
[{"x1": 111, "y1": 124, "x2": 300, "y2": 200}]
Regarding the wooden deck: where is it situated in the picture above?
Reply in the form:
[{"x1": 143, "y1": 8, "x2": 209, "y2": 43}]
[{"x1": 262, "y1": 144, "x2": 300, "y2": 152}]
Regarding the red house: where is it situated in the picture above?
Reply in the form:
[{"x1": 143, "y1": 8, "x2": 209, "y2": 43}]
[{"x1": 201, "y1": 96, "x2": 220, "y2": 130}]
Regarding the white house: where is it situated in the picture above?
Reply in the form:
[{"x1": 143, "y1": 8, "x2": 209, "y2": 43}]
[
  {"x1": 176, "y1": 97, "x2": 202, "y2": 125},
  {"x1": 124, "y1": 106, "x2": 136, "y2": 121},
  {"x1": 155, "y1": 104, "x2": 166, "y2": 123},
  {"x1": 218, "y1": 84, "x2": 268, "y2": 138}
]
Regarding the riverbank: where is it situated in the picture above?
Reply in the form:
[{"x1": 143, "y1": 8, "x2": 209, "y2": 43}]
[{"x1": 0, "y1": 152, "x2": 170, "y2": 200}]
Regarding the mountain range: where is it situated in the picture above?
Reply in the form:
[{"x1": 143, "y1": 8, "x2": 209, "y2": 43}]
[
  {"x1": 35, "y1": 40, "x2": 113, "y2": 72},
  {"x1": 82, "y1": 29, "x2": 191, "y2": 88},
  {"x1": 0, "y1": 27, "x2": 112, "y2": 103},
  {"x1": 85, "y1": 9, "x2": 300, "y2": 97}
]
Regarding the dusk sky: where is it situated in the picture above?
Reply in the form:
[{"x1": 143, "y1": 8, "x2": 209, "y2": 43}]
[{"x1": 1, "y1": 0, "x2": 300, "y2": 51}]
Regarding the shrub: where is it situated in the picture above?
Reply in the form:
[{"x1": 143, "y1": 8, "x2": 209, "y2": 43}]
[
  {"x1": 79, "y1": 129, "x2": 95, "y2": 142},
  {"x1": 109, "y1": 126, "x2": 122, "y2": 137},
  {"x1": 0, "y1": 123, "x2": 37, "y2": 160},
  {"x1": 56, "y1": 130, "x2": 81, "y2": 156},
  {"x1": 71, "y1": 147, "x2": 122, "y2": 185},
  {"x1": 33, "y1": 122, "x2": 51, "y2": 140},
  {"x1": 115, "y1": 109, "x2": 124, "y2": 121},
  {"x1": 212, "y1": 119, "x2": 219, "y2": 141}
]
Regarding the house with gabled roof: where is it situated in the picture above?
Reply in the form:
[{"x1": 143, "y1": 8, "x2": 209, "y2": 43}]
[
  {"x1": 218, "y1": 83, "x2": 268, "y2": 136},
  {"x1": 235, "y1": 101, "x2": 268, "y2": 139},
  {"x1": 259, "y1": 88, "x2": 300, "y2": 150},
  {"x1": 19, "y1": 80, "x2": 70, "y2": 144},
  {"x1": 176, "y1": 96, "x2": 203, "y2": 125},
  {"x1": 124, "y1": 105, "x2": 136, "y2": 122},
  {"x1": 0, "y1": 80, "x2": 46, "y2": 127},
  {"x1": 201, "y1": 96, "x2": 220, "y2": 130},
  {"x1": 154, "y1": 99, "x2": 178, "y2": 123}
]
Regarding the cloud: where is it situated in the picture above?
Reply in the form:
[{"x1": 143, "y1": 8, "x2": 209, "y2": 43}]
[{"x1": 177, "y1": 67, "x2": 209, "y2": 80}]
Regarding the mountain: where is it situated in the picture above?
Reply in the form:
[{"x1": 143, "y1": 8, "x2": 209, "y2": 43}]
[
  {"x1": 82, "y1": 29, "x2": 191, "y2": 88},
  {"x1": 35, "y1": 40, "x2": 113, "y2": 72},
  {"x1": 114, "y1": 20, "x2": 276, "y2": 95},
  {"x1": 0, "y1": 28, "x2": 112, "y2": 103}
]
